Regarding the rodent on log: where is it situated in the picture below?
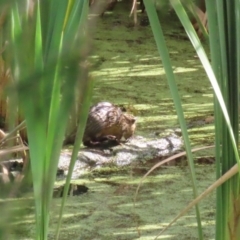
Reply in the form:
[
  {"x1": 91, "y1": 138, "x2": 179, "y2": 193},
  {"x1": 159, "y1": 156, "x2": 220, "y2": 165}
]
[{"x1": 83, "y1": 102, "x2": 136, "y2": 147}]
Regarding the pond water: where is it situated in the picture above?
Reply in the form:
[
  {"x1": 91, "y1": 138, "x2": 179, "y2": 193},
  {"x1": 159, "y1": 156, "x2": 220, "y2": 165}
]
[{"x1": 10, "y1": 1, "x2": 216, "y2": 239}]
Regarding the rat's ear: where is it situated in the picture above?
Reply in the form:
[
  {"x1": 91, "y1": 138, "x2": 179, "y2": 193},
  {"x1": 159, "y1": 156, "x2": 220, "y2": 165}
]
[{"x1": 124, "y1": 114, "x2": 137, "y2": 123}]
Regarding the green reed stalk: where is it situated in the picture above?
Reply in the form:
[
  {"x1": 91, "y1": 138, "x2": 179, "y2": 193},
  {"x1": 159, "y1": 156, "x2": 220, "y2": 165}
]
[
  {"x1": 4, "y1": 0, "x2": 91, "y2": 239},
  {"x1": 206, "y1": 1, "x2": 240, "y2": 239},
  {"x1": 143, "y1": 0, "x2": 203, "y2": 239},
  {"x1": 146, "y1": 0, "x2": 240, "y2": 239}
]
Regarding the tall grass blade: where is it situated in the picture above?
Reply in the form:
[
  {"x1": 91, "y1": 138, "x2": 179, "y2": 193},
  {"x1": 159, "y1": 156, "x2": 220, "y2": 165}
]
[
  {"x1": 204, "y1": 1, "x2": 224, "y2": 238},
  {"x1": 169, "y1": 0, "x2": 239, "y2": 164},
  {"x1": 4, "y1": 0, "x2": 90, "y2": 239},
  {"x1": 54, "y1": 1, "x2": 93, "y2": 238},
  {"x1": 143, "y1": 0, "x2": 203, "y2": 238},
  {"x1": 209, "y1": 1, "x2": 240, "y2": 239},
  {"x1": 170, "y1": 0, "x2": 240, "y2": 239}
]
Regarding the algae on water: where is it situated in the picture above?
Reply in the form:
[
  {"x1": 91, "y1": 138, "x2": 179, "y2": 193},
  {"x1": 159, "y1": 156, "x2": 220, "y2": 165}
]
[{"x1": 11, "y1": 2, "x2": 215, "y2": 239}]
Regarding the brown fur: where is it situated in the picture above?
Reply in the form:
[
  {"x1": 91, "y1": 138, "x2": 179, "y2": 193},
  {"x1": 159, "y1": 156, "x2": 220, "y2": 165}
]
[
  {"x1": 83, "y1": 102, "x2": 136, "y2": 146},
  {"x1": 96, "y1": 113, "x2": 136, "y2": 141}
]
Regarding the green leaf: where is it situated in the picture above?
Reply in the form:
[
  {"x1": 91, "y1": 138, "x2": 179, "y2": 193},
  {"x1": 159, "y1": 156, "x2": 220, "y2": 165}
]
[{"x1": 143, "y1": 0, "x2": 203, "y2": 238}]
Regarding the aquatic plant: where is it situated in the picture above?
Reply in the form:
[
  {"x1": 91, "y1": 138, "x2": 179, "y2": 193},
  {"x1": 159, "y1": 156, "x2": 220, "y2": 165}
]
[
  {"x1": 0, "y1": 0, "x2": 93, "y2": 239},
  {"x1": 141, "y1": 0, "x2": 240, "y2": 239}
]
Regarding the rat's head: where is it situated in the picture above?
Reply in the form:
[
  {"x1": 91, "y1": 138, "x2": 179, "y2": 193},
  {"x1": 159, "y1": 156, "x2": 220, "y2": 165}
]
[{"x1": 122, "y1": 114, "x2": 137, "y2": 139}]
